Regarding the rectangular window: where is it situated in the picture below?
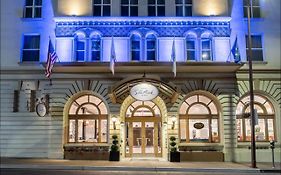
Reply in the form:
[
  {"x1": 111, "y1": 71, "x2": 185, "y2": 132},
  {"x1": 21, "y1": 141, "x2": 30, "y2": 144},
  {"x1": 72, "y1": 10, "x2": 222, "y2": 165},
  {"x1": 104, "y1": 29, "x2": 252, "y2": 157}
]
[
  {"x1": 176, "y1": 0, "x2": 192, "y2": 16},
  {"x1": 243, "y1": 0, "x2": 261, "y2": 18},
  {"x1": 189, "y1": 119, "x2": 209, "y2": 142},
  {"x1": 24, "y1": 0, "x2": 42, "y2": 18},
  {"x1": 246, "y1": 35, "x2": 263, "y2": 61},
  {"x1": 93, "y1": 0, "x2": 111, "y2": 16},
  {"x1": 91, "y1": 39, "x2": 101, "y2": 61},
  {"x1": 201, "y1": 39, "x2": 212, "y2": 61},
  {"x1": 76, "y1": 40, "x2": 86, "y2": 61},
  {"x1": 22, "y1": 35, "x2": 40, "y2": 62},
  {"x1": 186, "y1": 40, "x2": 195, "y2": 61},
  {"x1": 148, "y1": 0, "x2": 165, "y2": 16},
  {"x1": 121, "y1": 0, "x2": 138, "y2": 16}
]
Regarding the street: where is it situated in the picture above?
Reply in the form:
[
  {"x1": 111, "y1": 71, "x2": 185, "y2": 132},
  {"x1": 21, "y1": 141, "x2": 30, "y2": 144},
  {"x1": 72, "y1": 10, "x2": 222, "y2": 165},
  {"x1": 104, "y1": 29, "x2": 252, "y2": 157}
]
[{"x1": 1, "y1": 169, "x2": 280, "y2": 175}]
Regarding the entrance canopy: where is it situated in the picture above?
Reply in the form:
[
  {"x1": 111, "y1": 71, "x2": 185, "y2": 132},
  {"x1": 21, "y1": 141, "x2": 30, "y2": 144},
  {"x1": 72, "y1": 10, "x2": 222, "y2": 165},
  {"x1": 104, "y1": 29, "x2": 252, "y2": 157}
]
[{"x1": 108, "y1": 76, "x2": 179, "y2": 104}]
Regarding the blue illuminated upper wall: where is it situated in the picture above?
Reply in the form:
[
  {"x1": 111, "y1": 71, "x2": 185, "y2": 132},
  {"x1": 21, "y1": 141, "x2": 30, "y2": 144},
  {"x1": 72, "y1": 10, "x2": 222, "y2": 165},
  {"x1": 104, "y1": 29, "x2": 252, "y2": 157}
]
[{"x1": 52, "y1": 0, "x2": 234, "y2": 63}]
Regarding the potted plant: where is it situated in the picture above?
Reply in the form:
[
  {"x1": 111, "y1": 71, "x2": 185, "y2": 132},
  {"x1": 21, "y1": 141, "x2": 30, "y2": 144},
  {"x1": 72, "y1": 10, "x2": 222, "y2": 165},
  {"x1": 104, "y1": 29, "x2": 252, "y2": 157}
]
[
  {"x1": 169, "y1": 136, "x2": 180, "y2": 162},
  {"x1": 109, "y1": 134, "x2": 120, "y2": 161}
]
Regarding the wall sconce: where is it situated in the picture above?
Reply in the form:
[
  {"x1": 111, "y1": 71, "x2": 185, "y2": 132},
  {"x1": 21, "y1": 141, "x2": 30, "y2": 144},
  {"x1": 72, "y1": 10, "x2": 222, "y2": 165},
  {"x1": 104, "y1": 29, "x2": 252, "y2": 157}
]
[
  {"x1": 171, "y1": 116, "x2": 177, "y2": 130},
  {"x1": 112, "y1": 115, "x2": 117, "y2": 130}
]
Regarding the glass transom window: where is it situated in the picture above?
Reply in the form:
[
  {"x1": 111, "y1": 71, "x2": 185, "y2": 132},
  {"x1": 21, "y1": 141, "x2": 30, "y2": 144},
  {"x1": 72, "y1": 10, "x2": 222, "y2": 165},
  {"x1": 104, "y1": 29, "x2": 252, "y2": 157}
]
[
  {"x1": 179, "y1": 94, "x2": 219, "y2": 143},
  {"x1": 68, "y1": 94, "x2": 108, "y2": 143},
  {"x1": 126, "y1": 101, "x2": 161, "y2": 117},
  {"x1": 236, "y1": 94, "x2": 275, "y2": 142}
]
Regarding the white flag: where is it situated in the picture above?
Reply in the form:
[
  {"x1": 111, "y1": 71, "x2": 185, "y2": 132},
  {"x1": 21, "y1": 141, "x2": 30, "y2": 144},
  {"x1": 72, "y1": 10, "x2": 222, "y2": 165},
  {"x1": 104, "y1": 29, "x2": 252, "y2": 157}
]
[
  {"x1": 110, "y1": 36, "x2": 116, "y2": 75},
  {"x1": 171, "y1": 38, "x2": 176, "y2": 77}
]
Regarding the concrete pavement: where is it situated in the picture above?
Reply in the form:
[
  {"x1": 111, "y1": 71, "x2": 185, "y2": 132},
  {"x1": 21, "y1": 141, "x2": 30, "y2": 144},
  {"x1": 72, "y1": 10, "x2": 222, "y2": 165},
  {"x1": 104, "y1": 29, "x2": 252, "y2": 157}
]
[{"x1": 1, "y1": 158, "x2": 280, "y2": 173}]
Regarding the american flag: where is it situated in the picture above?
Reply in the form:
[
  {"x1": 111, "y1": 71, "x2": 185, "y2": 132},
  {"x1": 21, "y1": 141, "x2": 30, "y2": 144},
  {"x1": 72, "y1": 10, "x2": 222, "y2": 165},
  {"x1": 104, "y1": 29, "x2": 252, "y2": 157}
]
[
  {"x1": 110, "y1": 36, "x2": 116, "y2": 75},
  {"x1": 45, "y1": 39, "x2": 58, "y2": 78},
  {"x1": 171, "y1": 38, "x2": 176, "y2": 77}
]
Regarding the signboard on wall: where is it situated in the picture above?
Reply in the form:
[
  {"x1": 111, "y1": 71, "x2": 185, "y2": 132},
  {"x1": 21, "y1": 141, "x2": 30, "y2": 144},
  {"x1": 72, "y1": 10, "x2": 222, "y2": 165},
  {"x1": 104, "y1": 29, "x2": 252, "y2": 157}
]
[{"x1": 130, "y1": 83, "x2": 159, "y2": 101}]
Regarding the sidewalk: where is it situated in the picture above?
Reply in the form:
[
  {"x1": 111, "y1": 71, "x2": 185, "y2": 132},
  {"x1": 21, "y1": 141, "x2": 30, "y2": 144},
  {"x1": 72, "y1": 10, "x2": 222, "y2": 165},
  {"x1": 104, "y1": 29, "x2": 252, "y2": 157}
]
[{"x1": 1, "y1": 157, "x2": 280, "y2": 173}]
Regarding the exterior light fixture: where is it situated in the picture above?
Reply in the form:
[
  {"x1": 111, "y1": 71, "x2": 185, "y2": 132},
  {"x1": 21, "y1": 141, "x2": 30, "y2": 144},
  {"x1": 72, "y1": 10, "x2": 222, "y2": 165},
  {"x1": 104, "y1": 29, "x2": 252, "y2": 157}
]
[
  {"x1": 171, "y1": 116, "x2": 177, "y2": 130},
  {"x1": 112, "y1": 115, "x2": 117, "y2": 130}
]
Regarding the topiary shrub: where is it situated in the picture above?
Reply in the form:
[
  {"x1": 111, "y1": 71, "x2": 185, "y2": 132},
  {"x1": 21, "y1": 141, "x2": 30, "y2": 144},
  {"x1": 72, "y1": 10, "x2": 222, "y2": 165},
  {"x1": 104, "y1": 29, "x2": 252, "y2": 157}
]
[
  {"x1": 169, "y1": 136, "x2": 178, "y2": 152},
  {"x1": 110, "y1": 134, "x2": 119, "y2": 152}
]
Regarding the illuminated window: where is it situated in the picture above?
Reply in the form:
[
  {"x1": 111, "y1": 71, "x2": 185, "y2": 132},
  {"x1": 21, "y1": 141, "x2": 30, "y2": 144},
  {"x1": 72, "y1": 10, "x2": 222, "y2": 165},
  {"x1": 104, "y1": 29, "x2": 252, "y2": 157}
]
[
  {"x1": 121, "y1": 0, "x2": 138, "y2": 16},
  {"x1": 186, "y1": 33, "x2": 196, "y2": 61},
  {"x1": 126, "y1": 101, "x2": 161, "y2": 118},
  {"x1": 246, "y1": 35, "x2": 263, "y2": 61},
  {"x1": 24, "y1": 0, "x2": 42, "y2": 18},
  {"x1": 93, "y1": 0, "x2": 111, "y2": 16},
  {"x1": 243, "y1": 0, "x2": 261, "y2": 18},
  {"x1": 201, "y1": 38, "x2": 212, "y2": 61},
  {"x1": 148, "y1": 0, "x2": 165, "y2": 16},
  {"x1": 175, "y1": 0, "x2": 192, "y2": 16},
  {"x1": 22, "y1": 34, "x2": 40, "y2": 62},
  {"x1": 130, "y1": 34, "x2": 141, "y2": 61},
  {"x1": 146, "y1": 34, "x2": 157, "y2": 61},
  {"x1": 68, "y1": 94, "x2": 108, "y2": 143},
  {"x1": 179, "y1": 94, "x2": 219, "y2": 143},
  {"x1": 90, "y1": 36, "x2": 101, "y2": 61},
  {"x1": 236, "y1": 94, "x2": 275, "y2": 142}
]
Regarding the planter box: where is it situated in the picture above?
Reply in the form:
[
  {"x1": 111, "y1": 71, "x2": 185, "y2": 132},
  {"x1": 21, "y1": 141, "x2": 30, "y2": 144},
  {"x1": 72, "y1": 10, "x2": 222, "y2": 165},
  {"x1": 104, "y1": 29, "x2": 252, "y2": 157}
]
[
  {"x1": 180, "y1": 151, "x2": 224, "y2": 162},
  {"x1": 170, "y1": 152, "x2": 180, "y2": 162},
  {"x1": 64, "y1": 146, "x2": 109, "y2": 160},
  {"x1": 109, "y1": 151, "x2": 120, "y2": 161}
]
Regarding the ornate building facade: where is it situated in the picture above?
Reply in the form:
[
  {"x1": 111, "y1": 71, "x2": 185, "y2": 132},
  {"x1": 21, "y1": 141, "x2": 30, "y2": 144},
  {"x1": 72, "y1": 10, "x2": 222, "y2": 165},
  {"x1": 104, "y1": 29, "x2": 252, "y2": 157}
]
[{"x1": 1, "y1": 0, "x2": 280, "y2": 162}]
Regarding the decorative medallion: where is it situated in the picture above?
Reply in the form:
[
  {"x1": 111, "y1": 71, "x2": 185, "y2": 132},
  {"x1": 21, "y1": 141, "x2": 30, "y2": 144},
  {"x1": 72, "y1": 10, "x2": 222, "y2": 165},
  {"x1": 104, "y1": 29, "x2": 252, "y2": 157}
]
[
  {"x1": 194, "y1": 122, "x2": 204, "y2": 129},
  {"x1": 130, "y1": 83, "x2": 159, "y2": 101}
]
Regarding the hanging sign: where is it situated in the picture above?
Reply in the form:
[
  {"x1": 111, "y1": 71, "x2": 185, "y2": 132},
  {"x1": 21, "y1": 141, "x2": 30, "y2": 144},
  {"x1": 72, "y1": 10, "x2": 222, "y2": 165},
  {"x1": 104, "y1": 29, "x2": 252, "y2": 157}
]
[{"x1": 130, "y1": 83, "x2": 159, "y2": 101}]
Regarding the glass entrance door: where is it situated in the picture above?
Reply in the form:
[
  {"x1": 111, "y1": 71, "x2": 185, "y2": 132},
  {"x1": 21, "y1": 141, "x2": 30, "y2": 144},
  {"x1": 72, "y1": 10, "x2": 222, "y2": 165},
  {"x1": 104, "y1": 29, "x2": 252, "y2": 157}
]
[{"x1": 125, "y1": 121, "x2": 161, "y2": 157}]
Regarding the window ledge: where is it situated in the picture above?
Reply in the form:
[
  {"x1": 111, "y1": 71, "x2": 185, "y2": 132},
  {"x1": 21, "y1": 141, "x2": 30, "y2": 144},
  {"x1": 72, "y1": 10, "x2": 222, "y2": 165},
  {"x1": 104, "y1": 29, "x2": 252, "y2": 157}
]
[
  {"x1": 242, "y1": 61, "x2": 268, "y2": 65},
  {"x1": 243, "y1": 18, "x2": 264, "y2": 22},
  {"x1": 18, "y1": 61, "x2": 42, "y2": 65},
  {"x1": 21, "y1": 18, "x2": 44, "y2": 22}
]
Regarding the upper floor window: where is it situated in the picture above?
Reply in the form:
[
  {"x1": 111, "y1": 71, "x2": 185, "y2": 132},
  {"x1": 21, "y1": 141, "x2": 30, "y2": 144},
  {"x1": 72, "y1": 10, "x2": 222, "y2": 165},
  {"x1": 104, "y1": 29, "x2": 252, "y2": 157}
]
[
  {"x1": 68, "y1": 94, "x2": 108, "y2": 143},
  {"x1": 246, "y1": 35, "x2": 263, "y2": 61},
  {"x1": 148, "y1": 0, "x2": 165, "y2": 16},
  {"x1": 121, "y1": 0, "x2": 138, "y2": 16},
  {"x1": 24, "y1": 0, "x2": 42, "y2": 18},
  {"x1": 186, "y1": 34, "x2": 196, "y2": 61},
  {"x1": 201, "y1": 38, "x2": 212, "y2": 61},
  {"x1": 93, "y1": 0, "x2": 111, "y2": 16},
  {"x1": 176, "y1": 0, "x2": 192, "y2": 16},
  {"x1": 74, "y1": 33, "x2": 101, "y2": 62},
  {"x1": 236, "y1": 95, "x2": 275, "y2": 142},
  {"x1": 22, "y1": 35, "x2": 40, "y2": 62},
  {"x1": 179, "y1": 94, "x2": 220, "y2": 143},
  {"x1": 146, "y1": 34, "x2": 157, "y2": 61},
  {"x1": 243, "y1": 0, "x2": 261, "y2": 18},
  {"x1": 130, "y1": 34, "x2": 141, "y2": 61}
]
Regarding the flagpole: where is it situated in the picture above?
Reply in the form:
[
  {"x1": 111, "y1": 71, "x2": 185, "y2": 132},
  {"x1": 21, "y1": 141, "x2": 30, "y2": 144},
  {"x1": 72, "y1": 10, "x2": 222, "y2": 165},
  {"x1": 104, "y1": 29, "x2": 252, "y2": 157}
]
[{"x1": 246, "y1": 0, "x2": 256, "y2": 168}]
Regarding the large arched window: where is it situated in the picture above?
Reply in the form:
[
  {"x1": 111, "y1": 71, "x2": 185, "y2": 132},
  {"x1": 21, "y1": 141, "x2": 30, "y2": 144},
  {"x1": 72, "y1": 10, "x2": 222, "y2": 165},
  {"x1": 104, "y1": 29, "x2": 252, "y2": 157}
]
[
  {"x1": 236, "y1": 94, "x2": 275, "y2": 142},
  {"x1": 179, "y1": 94, "x2": 219, "y2": 143},
  {"x1": 68, "y1": 94, "x2": 108, "y2": 143}
]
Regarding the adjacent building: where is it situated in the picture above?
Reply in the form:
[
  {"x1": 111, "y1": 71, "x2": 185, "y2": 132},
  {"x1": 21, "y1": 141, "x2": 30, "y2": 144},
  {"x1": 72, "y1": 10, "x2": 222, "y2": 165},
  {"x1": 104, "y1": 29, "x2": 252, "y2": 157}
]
[{"x1": 1, "y1": 0, "x2": 280, "y2": 162}]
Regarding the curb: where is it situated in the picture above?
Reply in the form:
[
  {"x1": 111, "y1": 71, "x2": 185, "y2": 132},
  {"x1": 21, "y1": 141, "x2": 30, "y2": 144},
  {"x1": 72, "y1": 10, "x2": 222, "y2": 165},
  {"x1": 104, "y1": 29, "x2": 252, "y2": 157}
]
[{"x1": 1, "y1": 164, "x2": 265, "y2": 173}]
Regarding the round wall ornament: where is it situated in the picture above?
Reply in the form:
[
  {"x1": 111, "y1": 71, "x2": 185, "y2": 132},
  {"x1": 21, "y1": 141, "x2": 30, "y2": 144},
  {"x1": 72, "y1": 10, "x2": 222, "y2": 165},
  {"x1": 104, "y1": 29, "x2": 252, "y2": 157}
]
[
  {"x1": 36, "y1": 103, "x2": 47, "y2": 117},
  {"x1": 130, "y1": 83, "x2": 159, "y2": 101}
]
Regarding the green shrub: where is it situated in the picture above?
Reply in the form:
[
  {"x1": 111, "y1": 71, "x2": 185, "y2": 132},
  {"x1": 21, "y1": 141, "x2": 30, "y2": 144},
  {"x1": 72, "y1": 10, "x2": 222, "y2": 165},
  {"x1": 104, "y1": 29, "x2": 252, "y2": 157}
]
[
  {"x1": 111, "y1": 134, "x2": 119, "y2": 152},
  {"x1": 169, "y1": 136, "x2": 178, "y2": 152}
]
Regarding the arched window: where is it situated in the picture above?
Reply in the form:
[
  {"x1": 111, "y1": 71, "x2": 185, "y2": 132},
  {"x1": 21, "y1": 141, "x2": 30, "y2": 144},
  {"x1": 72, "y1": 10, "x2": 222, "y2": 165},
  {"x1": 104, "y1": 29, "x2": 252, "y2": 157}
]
[
  {"x1": 90, "y1": 35, "x2": 101, "y2": 61},
  {"x1": 126, "y1": 101, "x2": 161, "y2": 117},
  {"x1": 236, "y1": 94, "x2": 275, "y2": 142},
  {"x1": 201, "y1": 32, "x2": 213, "y2": 61},
  {"x1": 186, "y1": 33, "x2": 196, "y2": 61},
  {"x1": 68, "y1": 94, "x2": 108, "y2": 143},
  {"x1": 179, "y1": 94, "x2": 219, "y2": 143},
  {"x1": 74, "y1": 33, "x2": 86, "y2": 62},
  {"x1": 146, "y1": 34, "x2": 157, "y2": 61},
  {"x1": 130, "y1": 34, "x2": 141, "y2": 61}
]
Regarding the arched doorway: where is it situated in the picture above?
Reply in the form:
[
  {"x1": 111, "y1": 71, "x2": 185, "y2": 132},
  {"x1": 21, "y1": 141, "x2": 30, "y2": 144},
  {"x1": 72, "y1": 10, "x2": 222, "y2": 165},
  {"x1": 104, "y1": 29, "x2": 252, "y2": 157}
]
[{"x1": 125, "y1": 100, "x2": 162, "y2": 157}]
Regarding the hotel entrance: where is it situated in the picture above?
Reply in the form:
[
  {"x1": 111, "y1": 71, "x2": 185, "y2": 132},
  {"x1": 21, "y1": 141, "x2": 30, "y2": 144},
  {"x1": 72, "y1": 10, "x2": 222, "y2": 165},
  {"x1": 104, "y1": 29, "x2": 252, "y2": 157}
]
[{"x1": 124, "y1": 101, "x2": 162, "y2": 157}]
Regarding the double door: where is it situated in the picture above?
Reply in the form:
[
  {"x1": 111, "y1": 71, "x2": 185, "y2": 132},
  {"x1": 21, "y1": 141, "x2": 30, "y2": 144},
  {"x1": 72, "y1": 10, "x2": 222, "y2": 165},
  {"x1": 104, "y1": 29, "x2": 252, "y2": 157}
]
[{"x1": 125, "y1": 118, "x2": 161, "y2": 157}]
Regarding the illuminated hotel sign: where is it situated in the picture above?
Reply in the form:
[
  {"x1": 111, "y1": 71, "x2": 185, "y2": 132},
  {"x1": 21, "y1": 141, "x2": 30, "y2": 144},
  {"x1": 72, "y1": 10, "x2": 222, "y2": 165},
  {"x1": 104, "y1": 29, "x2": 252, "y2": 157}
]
[{"x1": 130, "y1": 83, "x2": 159, "y2": 101}]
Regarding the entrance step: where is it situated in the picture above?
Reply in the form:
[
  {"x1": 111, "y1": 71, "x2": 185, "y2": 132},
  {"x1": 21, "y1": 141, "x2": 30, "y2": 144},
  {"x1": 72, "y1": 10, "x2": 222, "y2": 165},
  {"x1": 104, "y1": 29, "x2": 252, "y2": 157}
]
[{"x1": 127, "y1": 157, "x2": 165, "y2": 161}]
